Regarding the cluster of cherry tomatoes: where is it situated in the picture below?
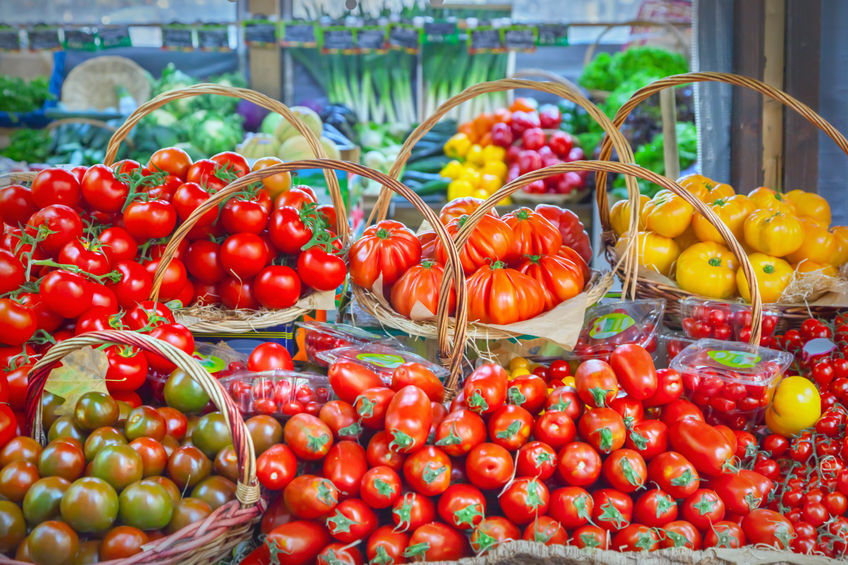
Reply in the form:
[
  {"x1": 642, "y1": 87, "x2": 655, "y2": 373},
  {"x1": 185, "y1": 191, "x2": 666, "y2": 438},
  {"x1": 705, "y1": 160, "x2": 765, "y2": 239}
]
[
  {"x1": 234, "y1": 343, "x2": 819, "y2": 565},
  {"x1": 681, "y1": 300, "x2": 779, "y2": 347}
]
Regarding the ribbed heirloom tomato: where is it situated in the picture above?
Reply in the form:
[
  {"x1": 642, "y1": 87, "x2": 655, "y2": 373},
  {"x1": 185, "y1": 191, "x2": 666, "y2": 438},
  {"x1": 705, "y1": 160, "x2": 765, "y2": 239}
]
[
  {"x1": 466, "y1": 261, "x2": 546, "y2": 324},
  {"x1": 389, "y1": 261, "x2": 455, "y2": 320},
  {"x1": 349, "y1": 220, "x2": 421, "y2": 289},
  {"x1": 434, "y1": 214, "x2": 513, "y2": 274}
]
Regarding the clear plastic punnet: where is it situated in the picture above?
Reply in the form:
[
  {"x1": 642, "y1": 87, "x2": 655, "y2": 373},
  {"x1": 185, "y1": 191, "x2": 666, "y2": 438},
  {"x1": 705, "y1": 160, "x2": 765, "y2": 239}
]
[
  {"x1": 680, "y1": 297, "x2": 779, "y2": 347},
  {"x1": 315, "y1": 343, "x2": 449, "y2": 384},
  {"x1": 573, "y1": 299, "x2": 665, "y2": 361},
  {"x1": 220, "y1": 370, "x2": 330, "y2": 418},
  {"x1": 298, "y1": 321, "x2": 395, "y2": 367},
  {"x1": 670, "y1": 338, "x2": 793, "y2": 430}
]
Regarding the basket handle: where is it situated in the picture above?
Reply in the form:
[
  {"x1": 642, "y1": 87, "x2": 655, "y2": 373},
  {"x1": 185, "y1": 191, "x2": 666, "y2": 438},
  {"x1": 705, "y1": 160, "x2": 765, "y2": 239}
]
[
  {"x1": 102, "y1": 83, "x2": 347, "y2": 236},
  {"x1": 582, "y1": 21, "x2": 689, "y2": 68},
  {"x1": 442, "y1": 160, "x2": 764, "y2": 347},
  {"x1": 368, "y1": 78, "x2": 641, "y2": 229},
  {"x1": 24, "y1": 330, "x2": 260, "y2": 507},
  {"x1": 151, "y1": 159, "x2": 469, "y2": 384}
]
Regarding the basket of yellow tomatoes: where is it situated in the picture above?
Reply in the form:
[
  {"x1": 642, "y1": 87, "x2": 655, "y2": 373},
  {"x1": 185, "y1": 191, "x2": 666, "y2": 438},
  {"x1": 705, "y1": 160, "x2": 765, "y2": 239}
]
[{"x1": 596, "y1": 71, "x2": 848, "y2": 328}]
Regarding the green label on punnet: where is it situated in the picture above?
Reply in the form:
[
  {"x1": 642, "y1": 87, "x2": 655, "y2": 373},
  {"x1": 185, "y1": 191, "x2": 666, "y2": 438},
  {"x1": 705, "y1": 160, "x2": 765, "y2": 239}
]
[
  {"x1": 356, "y1": 353, "x2": 406, "y2": 368},
  {"x1": 589, "y1": 313, "x2": 635, "y2": 339},
  {"x1": 193, "y1": 353, "x2": 226, "y2": 373},
  {"x1": 707, "y1": 350, "x2": 761, "y2": 369}
]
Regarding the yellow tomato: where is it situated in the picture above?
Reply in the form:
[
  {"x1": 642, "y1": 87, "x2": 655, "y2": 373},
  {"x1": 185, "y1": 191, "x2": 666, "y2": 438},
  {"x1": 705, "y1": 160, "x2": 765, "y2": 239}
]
[
  {"x1": 616, "y1": 231, "x2": 681, "y2": 276},
  {"x1": 736, "y1": 252, "x2": 793, "y2": 303},
  {"x1": 509, "y1": 357, "x2": 530, "y2": 371},
  {"x1": 765, "y1": 376, "x2": 821, "y2": 437},
  {"x1": 743, "y1": 209, "x2": 804, "y2": 257},
  {"x1": 482, "y1": 160, "x2": 507, "y2": 180},
  {"x1": 560, "y1": 376, "x2": 576, "y2": 389},
  {"x1": 440, "y1": 160, "x2": 466, "y2": 180},
  {"x1": 481, "y1": 145, "x2": 506, "y2": 163},
  {"x1": 444, "y1": 133, "x2": 472, "y2": 159},
  {"x1": 704, "y1": 182, "x2": 735, "y2": 202},
  {"x1": 831, "y1": 226, "x2": 848, "y2": 266},
  {"x1": 252, "y1": 156, "x2": 291, "y2": 198},
  {"x1": 510, "y1": 368, "x2": 531, "y2": 380},
  {"x1": 676, "y1": 173, "x2": 712, "y2": 201},
  {"x1": 642, "y1": 189, "x2": 694, "y2": 238},
  {"x1": 785, "y1": 189, "x2": 831, "y2": 226},
  {"x1": 792, "y1": 260, "x2": 838, "y2": 277},
  {"x1": 447, "y1": 179, "x2": 474, "y2": 200},
  {"x1": 692, "y1": 194, "x2": 755, "y2": 244},
  {"x1": 466, "y1": 144, "x2": 485, "y2": 166},
  {"x1": 674, "y1": 225, "x2": 699, "y2": 251},
  {"x1": 785, "y1": 217, "x2": 838, "y2": 265},
  {"x1": 479, "y1": 173, "x2": 502, "y2": 194},
  {"x1": 610, "y1": 195, "x2": 649, "y2": 237},
  {"x1": 675, "y1": 242, "x2": 739, "y2": 299},
  {"x1": 747, "y1": 187, "x2": 797, "y2": 214}
]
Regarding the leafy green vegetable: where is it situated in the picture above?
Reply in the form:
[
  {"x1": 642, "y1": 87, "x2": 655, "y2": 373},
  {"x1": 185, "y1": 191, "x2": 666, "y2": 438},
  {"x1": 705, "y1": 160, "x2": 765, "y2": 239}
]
[
  {"x1": 0, "y1": 128, "x2": 50, "y2": 162},
  {"x1": 0, "y1": 75, "x2": 53, "y2": 113},
  {"x1": 612, "y1": 122, "x2": 697, "y2": 198},
  {"x1": 579, "y1": 46, "x2": 688, "y2": 92}
]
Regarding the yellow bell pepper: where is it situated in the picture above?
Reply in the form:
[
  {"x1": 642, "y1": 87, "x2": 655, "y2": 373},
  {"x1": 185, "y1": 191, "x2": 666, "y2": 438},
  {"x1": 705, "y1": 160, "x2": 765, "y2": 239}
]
[
  {"x1": 472, "y1": 188, "x2": 490, "y2": 199},
  {"x1": 481, "y1": 145, "x2": 506, "y2": 163},
  {"x1": 610, "y1": 195, "x2": 649, "y2": 237},
  {"x1": 616, "y1": 231, "x2": 681, "y2": 276},
  {"x1": 459, "y1": 168, "x2": 481, "y2": 188},
  {"x1": 691, "y1": 194, "x2": 755, "y2": 244},
  {"x1": 440, "y1": 160, "x2": 465, "y2": 180},
  {"x1": 747, "y1": 187, "x2": 797, "y2": 214},
  {"x1": 785, "y1": 189, "x2": 831, "y2": 226},
  {"x1": 641, "y1": 189, "x2": 694, "y2": 238},
  {"x1": 743, "y1": 209, "x2": 804, "y2": 257},
  {"x1": 497, "y1": 196, "x2": 513, "y2": 207},
  {"x1": 447, "y1": 179, "x2": 474, "y2": 200},
  {"x1": 466, "y1": 144, "x2": 485, "y2": 166},
  {"x1": 480, "y1": 173, "x2": 502, "y2": 194},
  {"x1": 831, "y1": 226, "x2": 848, "y2": 266},
  {"x1": 676, "y1": 242, "x2": 739, "y2": 299},
  {"x1": 765, "y1": 376, "x2": 821, "y2": 437},
  {"x1": 444, "y1": 133, "x2": 472, "y2": 159},
  {"x1": 793, "y1": 260, "x2": 838, "y2": 278},
  {"x1": 482, "y1": 160, "x2": 507, "y2": 181},
  {"x1": 785, "y1": 217, "x2": 838, "y2": 265},
  {"x1": 736, "y1": 252, "x2": 793, "y2": 303}
]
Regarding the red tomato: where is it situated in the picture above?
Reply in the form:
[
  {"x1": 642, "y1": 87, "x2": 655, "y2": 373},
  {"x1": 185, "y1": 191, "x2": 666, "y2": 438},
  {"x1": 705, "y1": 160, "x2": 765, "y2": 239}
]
[
  {"x1": 123, "y1": 200, "x2": 177, "y2": 241},
  {"x1": 549, "y1": 486, "x2": 593, "y2": 529},
  {"x1": 502, "y1": 207, "x2": 562, "y2": 262},
  {"x1": 384, "y1": 386, "x2": 431, "y2": 454},
  {"x1": 26, "y1": 204, "x2": 83, "y2": 255},
  {"x1": 297, "y1": 245, "x2": 346, "y2": 292},
  {"x1": 221, "y1": 194, "x2": 269, "y2": 235},
  {"x1": 517, "y1": 253, "x2": 584, "y2": 309},
  {"x1": 366, "y1": 526, "x2": 408, "y2": 565},
  {"x1": 256, "y1": 444, "x2": 297, "y2": 490},
  {"x1": 702, "y1": 521, "x2": 745, "y2": 548},
  {"x1": 366, "y1": 432, "x2": 405, "y2": 471},
  {"x1": 499, "y1": 478, "x2": 550, "y2": 525},
  {"x1": 98, "y1": 227, "x2": 138, "y2": 264},
  {"x1": 516, "y1": 441, "x2": 557, "y2": 481},
  {"x1": 644, "y1": 368, "x2": 684, "y2": 406},
  {"x1": 433, "y1": 213, "x2": 513, "y2": 275},
  {"x1": 465, "y1": 262, "x2": 546, "y2": 324},
  {"x1": 391, "y1": 362, "x2": 444, "y2": 403},
  {"x1": 31, "y1": 168, "x2": 81, "y2": 208},
  {"x1": 711, "y1": 471, "x2": 764, "y2": 515},
  {"x1": 283, "y1": 413, "x2": 332, "y2": 461},
  {"x1": 578, "y1": 407, "x2": 626, "y2": 454},
  {"x1": 323, "y1": 441, "x2": 367, "y2": 499},
  {"x1": 523, "y1": 516, "x2": 567, "y2": 545},
  {"x1": 610, "y1": 344, "x2": 658, "y2": 399},
  {"x1": 283, "y1": 475, "x2": 338, "y2": 519},
  {"x1": 544, "y1": 387, "x2": 582, "y2": 421},
  {"x1": 609, "y1": 396, "x2": 644, "y2": 426},
  {"x1": 172, "y1": 181, "x2": 216, "y2": 225},
  {"x1": 681, "y1": 489, "x2": 725, "y2": 531},
  {"x1": 465, "y1": 442, "x2": 514, "y2": 490},
  {"x1": 741, "y1": 508, "x2": 793, "y2": 549},
  {"x1": 438, "y1": 484, "x2": 487, "y2": 529},
  {"x1": 634, "y1": 488, "x2": 677, "y2": 527},
  {"x1": 0, "y1": 405, "x2": 16, "y2": 450},
  {"x1": 254, "y1": 266, "x2": 301, "y2": 310},
  {"x1": 391, "y1": 492, "x2": 435, "y2": 532},
  {"x1": 463, "y1": 363, "x2": 508, "y2": 415},
  {"x1": 124, "y1": 301, "x2": 175, "y2": 331},
  {"x1": 360, "y1": 466, "x2": 401, "y2": 509},
  {"x1": 434, "y1": 409, "x2": 487, "y2": 457},
  {"x1": 506, "y1": 374, "x2": 547, "y2": 414},
  {"x1": 661, "y1": 399, "x2": 704, "y2": 426},
  {"x1": 0, "y1": 299, "x2": 36, "y2": 346},
  {"x1": 148, "y1": 147, "x2": 192, "y2": 178},
  {"x1": 660, "y1": 520, "x2": 702, "y2": 549},
  {"x1": 39, "y1": 271, "x2": 92, "y2": 319},
  {"x1": 611, "y1": 523, "x2": 659, "y2": 552},
  {"x1": 406, "y1": 521, "x2": 467, "y2": 561},
  {"x1": 349, "y1": 220, "x2": 421, "y2": 288},
  {"x1": 648, "y1": 451, "x2": 700, "y2": 499},
  {"x1": 324, "y1": 498, "x2": 377, "y2": 543},
  {"x1": 625, "y1": 419, "x2": 669, "y2": 461},
  {"x1": 402, "y1": 445, "x2": 451, "y2": 496},
  {"x1": 669, "y1": 419, "x2": 734, "y2": 476},
  {"x1": 603, "y1": 449, "x2": 647, "y2": 493},
  {"x1": 145, "y1": 323, "x2": 193, "y2": 372},
  {"x1": 572, "y1": 524, "x2": 609, "y2": 549},
  {"x1": 248, "y1": 342, "x2": 293, "y2": 372},
  {"x1": 266, "y1": 520, "x2": 330, "y2": 565},
  {"x1": 58, "y1": 238, "x2": 110, "y2": 276},
  {"x1": 104, "y1": 345, "x2": 147, "y2": 393},
  {"x1": 109, "y1": 260, "x2": 152, "y2": 309},
  {"x1": 488, "y1": 404, "x2": 533, "y2": 451},
  {"x1": 470, "y1": 516, "x2": 519, "y2": 555},
  {"x1": 220, "y1": 233, "x2": 269, "y2": 279},
  {"x1": 575, "y1": 359, "x2": 619, "y2": 408},
  {"x1": 353, "y1": 387, "x2": 394, "y2": 429},
  {"x1": 591, "y1": 488, "x2": 633, "y2": 532},
  {"x1": 0, "y1": 184, "x2": 37, "y2": 226},
  {"x1": 327, "y1": 362, "x2": 383, "y2": 404},
  {"x1": 557, "y1": 441, "x2": 601, "y2": 486}
]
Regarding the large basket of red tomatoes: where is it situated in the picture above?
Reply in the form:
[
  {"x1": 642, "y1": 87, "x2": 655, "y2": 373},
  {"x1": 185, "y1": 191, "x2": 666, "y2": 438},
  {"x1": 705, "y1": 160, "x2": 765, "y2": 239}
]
[{"x1": 0, "y1": 329, "x2": 261, "y2": 564}]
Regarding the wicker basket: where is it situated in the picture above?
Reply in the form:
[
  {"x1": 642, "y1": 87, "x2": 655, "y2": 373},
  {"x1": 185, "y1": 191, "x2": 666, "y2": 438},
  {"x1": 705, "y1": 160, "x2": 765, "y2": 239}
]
[
  {"x1": 61, "y1": 56, "x2": 152, "y2": 111},
  {"x1": 101, "y1": 84, "x2": 348, "y2": 333},
  {"x1": 595, "y1": 71, "x2": 848, "y2": 328},
  {"x1": 19, "y1": 330, "x2": 260, "y2": 565}
]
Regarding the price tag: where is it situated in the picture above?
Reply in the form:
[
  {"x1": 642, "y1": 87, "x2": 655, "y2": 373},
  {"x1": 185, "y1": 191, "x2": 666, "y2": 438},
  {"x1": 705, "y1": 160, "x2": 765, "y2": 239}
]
[
  {"x1": 98, "y1": 25, "x2": 131, "y2": 48},
  {"x1": 320, "y1": 27, "x2": 355, "y2": 53},
  {"x1": 388, "y1": 23, "x2": 420, "y2": 53},
  {"x1": 28, "y1": 27, "x2": 61, "y2": 50},
  {"x1": 196, "y1": 25, "x2": 229, "y2": 51},
  {"x1": 63, "y1": 28, "x2": 97, "y2": 51},
  {"x1": 424, "y1": 21, "x2": 457, "y2": 43},
  {"x1": 244, "y1": 20, "x2": 277, "y2": 46},
  {"x1": 357, "y1": 26, "x2": 387, "y2": 52},
  {"x1": 0, "y1": 28, "x2": 21, "y2": 51},
  {"x1": 537, "y1": 23, "x2": 568, "y2": 46},
  {"x1": 280, "y1": 22, "x2": 317, "y2": 47},
  {"x1": 503, "y1": 26, "x2": 537, "y2": 52},
  {"x1": 468, "y1": 27, "x2": 503, "y2": 53},
  {"x1": 161, "y1": 26, "x2": 194, "y2": 50}
]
